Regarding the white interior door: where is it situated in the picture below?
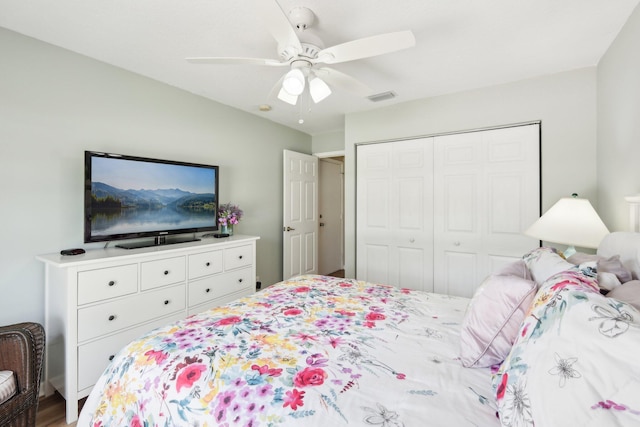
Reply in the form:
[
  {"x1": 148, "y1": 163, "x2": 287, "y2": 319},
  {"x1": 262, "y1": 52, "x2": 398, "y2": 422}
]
[
  {"x1": 283, "y1": 150, "x2": 318, "y2": 279},
  {"x1": 318, "y1": 159, "x2": 344, "y2": 275}
]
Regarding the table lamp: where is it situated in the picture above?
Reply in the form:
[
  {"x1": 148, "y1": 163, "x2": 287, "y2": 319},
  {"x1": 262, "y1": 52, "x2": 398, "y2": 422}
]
[{"x1": 524, "y1": 193, "x2": 610, "y2": 257}]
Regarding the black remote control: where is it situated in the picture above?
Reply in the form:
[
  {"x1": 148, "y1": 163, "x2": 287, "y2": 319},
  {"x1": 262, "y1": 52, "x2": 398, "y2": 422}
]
[{"x1": 60, "y1": 248, "x2": 86, "y2": 256}]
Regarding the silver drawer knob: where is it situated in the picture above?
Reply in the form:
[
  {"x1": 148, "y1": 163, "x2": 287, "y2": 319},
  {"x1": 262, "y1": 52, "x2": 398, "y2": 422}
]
[
  {"x1": 108, "y1": 280, "x2": 115, "y2": 287},
  {"x1": 108, "y1": 315, "x2": 116, "y2": 321}
]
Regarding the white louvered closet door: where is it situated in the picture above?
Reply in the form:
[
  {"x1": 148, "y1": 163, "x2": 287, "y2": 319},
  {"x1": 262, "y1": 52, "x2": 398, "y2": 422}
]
[
  {"x1": 433, "y1": 124, "x2": 540, "y2": 297},
  {"x1": 356, "y1": 124, "x2": 540, "y2": 297},
  {"x1": 356, "y1": 138, "x2": 434, "y2": 291}
]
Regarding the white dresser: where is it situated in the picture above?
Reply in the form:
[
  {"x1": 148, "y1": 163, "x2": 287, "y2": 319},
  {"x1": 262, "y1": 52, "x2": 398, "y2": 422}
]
[{"x1": 37, "y1": 235, "x2": 259, "y2": 424}]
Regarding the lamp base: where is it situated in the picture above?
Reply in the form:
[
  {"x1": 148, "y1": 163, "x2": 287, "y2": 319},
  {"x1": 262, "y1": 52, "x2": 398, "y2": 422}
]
[{"x1": 562, "y1": 245, "x2": 577, "y2": 258}]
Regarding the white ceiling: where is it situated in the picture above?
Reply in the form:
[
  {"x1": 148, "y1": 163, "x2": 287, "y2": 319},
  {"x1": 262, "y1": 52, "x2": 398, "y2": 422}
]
[{"x1": 1, "y1": 0, "x2": 638, "y2": 136}]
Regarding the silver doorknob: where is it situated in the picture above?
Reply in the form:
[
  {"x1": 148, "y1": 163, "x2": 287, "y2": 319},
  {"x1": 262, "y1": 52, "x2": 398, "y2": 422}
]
[
  {"x1": 319, "y1": 223, "x2": 325, "y2": 227},
  {"x1": 284, "y1": 226, "x2": 296, "y2": 232}
]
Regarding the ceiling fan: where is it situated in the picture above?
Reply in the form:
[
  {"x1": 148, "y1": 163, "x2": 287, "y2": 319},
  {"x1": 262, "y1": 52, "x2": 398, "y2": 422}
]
[{"x1": 186, "y1": 1, "x2": 416, "y2": 106}]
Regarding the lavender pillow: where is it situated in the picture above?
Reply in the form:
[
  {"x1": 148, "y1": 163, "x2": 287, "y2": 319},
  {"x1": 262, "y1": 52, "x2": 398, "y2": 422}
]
[
  {"x1": 607, "y1": 280, "x2": 640, "y2": 312},
  {"x1": 460, "y1": 274, "x2": 537, "y2": 368},
  {"x1": 597, "y1": 255, "x2": 633, "y2": 283},
  {"x1": 495, "y1": 259, "x2": 532, "y2": 280}
]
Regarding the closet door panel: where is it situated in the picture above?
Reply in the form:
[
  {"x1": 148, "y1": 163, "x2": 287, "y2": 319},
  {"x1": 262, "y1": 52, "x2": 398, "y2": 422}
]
[
  {"x1": 484, "y1": 125, "x2": 540, "y2": 257},
  {"x1": 357, "y1": 144, "x2": 394, "y2": 283},
  {"x1": 356, "y1": 139, "x2": 433, "y2": 291},
  {"x1": 435, "y1": 251, "x2": 477, "y2": 297},
  {"x1": 434, "y1": 124, "x2": 540, "y2": 296}
]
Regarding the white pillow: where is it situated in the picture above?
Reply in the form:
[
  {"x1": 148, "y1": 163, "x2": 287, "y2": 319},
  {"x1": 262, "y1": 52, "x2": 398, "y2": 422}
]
[
  {"x1": 523, "y1": 247, "x2": 574, "y2": 285},
  {"x1": 0, "y1": 370, "x2": 16, "y2": 405}
]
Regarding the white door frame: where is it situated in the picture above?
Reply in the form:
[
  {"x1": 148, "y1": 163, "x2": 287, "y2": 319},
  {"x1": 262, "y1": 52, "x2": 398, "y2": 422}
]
[{"x1": 316, "y1": 151, "x2": 345, "y2": 275}]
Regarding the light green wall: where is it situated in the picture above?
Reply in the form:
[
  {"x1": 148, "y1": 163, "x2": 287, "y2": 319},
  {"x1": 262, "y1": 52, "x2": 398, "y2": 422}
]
[
  {"x1": 597, "y1": 4, "x2": 640, "y2": 231},
  {"x1": 312, "y1": 130, "x2": 345, "y2": 154},
  {"x1": 0, "y1": 28, "x2": 311, "y2": 325},
  {"x1": 344, "y1": 68, "x2": 598, "y2": 277}
]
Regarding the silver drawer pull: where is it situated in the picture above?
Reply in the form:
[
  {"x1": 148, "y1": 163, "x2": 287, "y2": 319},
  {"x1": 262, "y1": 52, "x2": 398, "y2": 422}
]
[
  {"x1": 108, "y1": 355, "x2": 115, "y2": 361},
  {"x1": 164, "y1": 270, "x2": 169, "y2": 275},
  {"x1": 238, "y1": 278, "x2": 243, "y2": 283},
  {"x1": 164, "y1": 300, "x2": 170, "y2": 305},
  {"x1": 238, "y1": 255, "x2": 243, "y2": 260},
  {"x1": 108, "y1": 280, "x2": 116, "y2": 287},
  {"x1": 205, "y1": 288, "x2": 211, "y2": 293},
  {"x1": 108, "y1": 315, "x2": 116, "y2": 321},
  {"x1": 205, "y1": 262, "x2": 211, "y2": 267}
]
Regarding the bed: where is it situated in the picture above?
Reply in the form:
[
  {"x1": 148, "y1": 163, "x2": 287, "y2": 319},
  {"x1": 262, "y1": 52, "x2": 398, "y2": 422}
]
[{"x1": 78, "y1": 232, "x2": 640, "y2": 426}]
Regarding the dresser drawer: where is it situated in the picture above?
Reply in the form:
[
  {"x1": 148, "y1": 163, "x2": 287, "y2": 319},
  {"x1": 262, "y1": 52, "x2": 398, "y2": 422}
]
[
  {"x1": 188, "y1": 250, "x2": 223, "y2": 279},
  {"x1": 224, "y1": 245, "x2": 253, "y2": 271},
  {"x1": 77, "y1": 284, "x2": 186, "y2": 342},
  {"x1": 141, "y1": 256, "x2": 186, "y2": 290},
  {"x1": 188, "y1": 267, "x2": 253, "y2": 307},
  {"x1": 77, "y1": 313, "x2": 183, "y2": 392},
  {"x1": 77, "y1": 264, "x2": 138, "y2": 305},
  {"x1": 188, "y1": 289, "x2": 252, "y2": 316}
]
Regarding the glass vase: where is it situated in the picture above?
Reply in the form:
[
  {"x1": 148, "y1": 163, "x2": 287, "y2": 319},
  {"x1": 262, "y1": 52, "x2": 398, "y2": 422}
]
[{"x1": 221, "y1": 224, "x2": 234, "y2": 236}]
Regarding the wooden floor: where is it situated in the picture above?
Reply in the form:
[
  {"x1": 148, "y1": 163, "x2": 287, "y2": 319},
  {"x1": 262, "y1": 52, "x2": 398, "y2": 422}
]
[
  {"x1": 37, "y1": 270, "x2": 346, "y2": 425},
  {"x1": 328, "y1": 269, "x2": 345, "y2": 278},
  {"x1": 36, "y1": 393, "x2": 83, "y2": 427}
]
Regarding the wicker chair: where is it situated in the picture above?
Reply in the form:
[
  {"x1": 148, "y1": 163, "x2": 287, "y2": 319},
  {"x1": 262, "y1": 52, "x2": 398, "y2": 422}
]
[{"x1": 0, "y1": 322, "x2": 45, "y2": 427}]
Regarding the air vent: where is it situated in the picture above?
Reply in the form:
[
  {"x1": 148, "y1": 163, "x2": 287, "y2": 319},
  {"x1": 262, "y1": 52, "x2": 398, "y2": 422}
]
[{"x1": 367, "y1": 91, "x2": 397, "y2": 102}]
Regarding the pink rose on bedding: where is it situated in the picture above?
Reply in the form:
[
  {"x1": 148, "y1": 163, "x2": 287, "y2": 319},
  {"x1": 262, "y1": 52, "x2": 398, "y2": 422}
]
[
  {"x1": 215, "y1": 316, "x2": 242, "y2": 326},
  {"x1": 293, "y1": 286, "x2": 310, "y2": 293},
  {"x1": 293, "y1": 367, "x2": 327, "y2": 387},
  {"x1": 176, "y1": 364, "x2": 207, "y2": 392},
  {"x1": 365, "y1": 312, "x2": 386, "y2": 321},
  {"x1": 283, "y1": 308, "x2": 303, "y2": 316}
]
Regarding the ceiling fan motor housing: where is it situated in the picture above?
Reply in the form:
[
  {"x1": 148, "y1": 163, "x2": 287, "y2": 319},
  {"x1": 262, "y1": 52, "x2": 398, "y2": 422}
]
[{"x1": 289, "y1": 7, "x2": 315, "y2": 30}]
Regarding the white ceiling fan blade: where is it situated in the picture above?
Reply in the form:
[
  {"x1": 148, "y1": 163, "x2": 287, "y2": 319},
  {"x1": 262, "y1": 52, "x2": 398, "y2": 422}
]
[
  {"x1": 257, "y1": 0, "x2": 303, "y2": 58},
  {"x1": 277, "y1": 87, "x2": 298, "y2": 105},
  {"x1": 315, "y1": 30, "x2": 415, "y2": 65},
  {"x1": 185, "y1": 57, "x2": 288, "y2": 66},
  {"x1": 314, "y1": 67, "x2": 372, "y2": 97}
]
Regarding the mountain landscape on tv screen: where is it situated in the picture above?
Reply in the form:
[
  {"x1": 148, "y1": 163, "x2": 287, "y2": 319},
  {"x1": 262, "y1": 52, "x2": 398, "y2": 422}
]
[{"x1": 91, "y1": 182, "x2": 215, "y2": 212}]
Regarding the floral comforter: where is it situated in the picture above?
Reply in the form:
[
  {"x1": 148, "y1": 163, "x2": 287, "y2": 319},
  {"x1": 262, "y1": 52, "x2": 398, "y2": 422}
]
[
  {"x1": 79, "y1": 275, "x2": 498, "y2": 426},
  {"x1": 494, "y1": 251, "x2": 640, "y2": 427}
]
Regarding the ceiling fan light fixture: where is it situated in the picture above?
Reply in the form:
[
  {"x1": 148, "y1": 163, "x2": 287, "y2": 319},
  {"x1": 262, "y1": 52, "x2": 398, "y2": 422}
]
[
  {"x1": 309, "y1": 76, "x2": 331, "y2": 103},
  {"x1": 282, "y1": 68, "x2": 305, "y2": 95},
  {"x1": 277, "y1": 87, "x2": 298, "y2": 105}
]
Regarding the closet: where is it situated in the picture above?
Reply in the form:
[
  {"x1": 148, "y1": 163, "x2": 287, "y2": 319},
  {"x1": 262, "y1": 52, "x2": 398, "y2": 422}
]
[{"x1": 356, "y1": 124, "x2": 540, "y2": 297}]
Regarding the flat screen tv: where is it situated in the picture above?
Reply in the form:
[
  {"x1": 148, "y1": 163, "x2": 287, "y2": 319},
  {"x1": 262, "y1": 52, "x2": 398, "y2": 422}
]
[{"x1": 84, "y1": 151, "x2": 219, "y2": 249}]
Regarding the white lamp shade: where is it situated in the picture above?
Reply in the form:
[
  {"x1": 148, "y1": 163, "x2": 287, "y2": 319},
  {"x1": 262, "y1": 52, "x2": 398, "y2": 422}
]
[
  {"x1": 277, "y1": 87, "x2": 298, "y2": 105},
  {"x1": 282, "y1": 68, "x2": 305, "y2": 96},
  {"x1": 309, "y1": 76, "x2": 331, "y2": 103},
  {"x1": 524, "y1": 196, "x2": 610, "y2": 249}
]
